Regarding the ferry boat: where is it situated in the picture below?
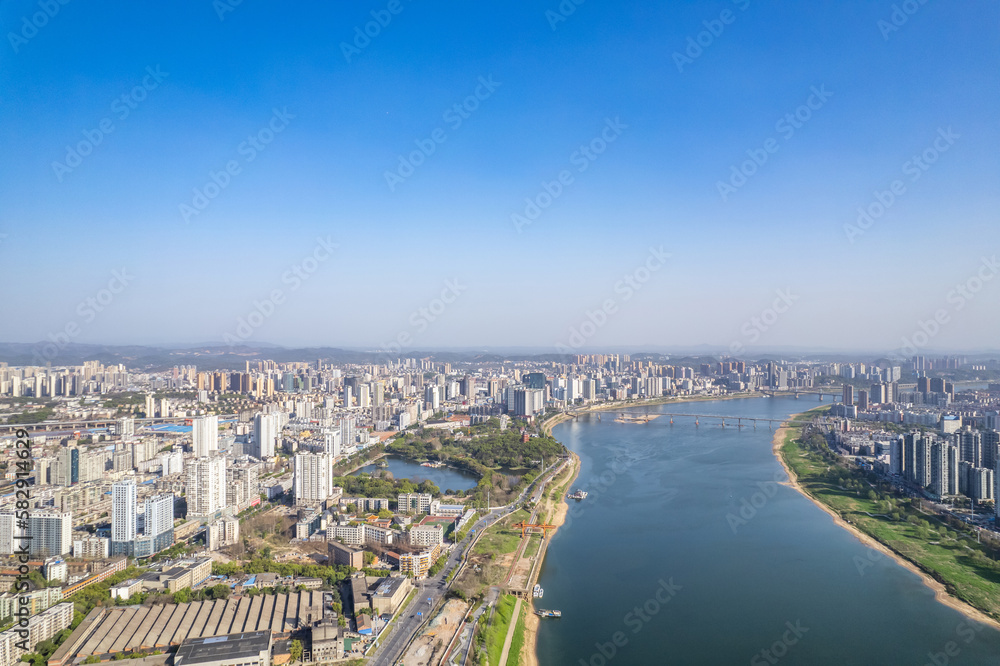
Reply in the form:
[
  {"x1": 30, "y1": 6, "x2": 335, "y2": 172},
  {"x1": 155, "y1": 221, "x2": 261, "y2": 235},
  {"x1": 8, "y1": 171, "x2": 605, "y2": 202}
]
[
  {"x1": 535, "y1": 609, "x2": 562, "y2": 618},
  {"x1": 567, "y1": 489, "x2": 588, "y2": 500}
]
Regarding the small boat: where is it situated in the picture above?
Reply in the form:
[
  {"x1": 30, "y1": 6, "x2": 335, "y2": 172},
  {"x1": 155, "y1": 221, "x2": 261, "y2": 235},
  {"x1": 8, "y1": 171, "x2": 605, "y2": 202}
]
[
  {"x1": 567, "y1": 490, "x2": 588, "y2": 501},
  {"x1": 532, "y1": 584, "x2": 543, "y2": 598},
  {"x1": 535, "y1": 609, "x2": 561, "y2": 618}
]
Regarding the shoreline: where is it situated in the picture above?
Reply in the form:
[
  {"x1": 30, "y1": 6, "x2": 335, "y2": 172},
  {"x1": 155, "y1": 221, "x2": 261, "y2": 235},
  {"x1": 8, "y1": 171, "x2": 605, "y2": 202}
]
[
  {"x1": 772, "y1": 416, "x2": 1000, "y2": 632},
  {"x1": 524, "y1": 449, "x2": 580, "y2": 666}
]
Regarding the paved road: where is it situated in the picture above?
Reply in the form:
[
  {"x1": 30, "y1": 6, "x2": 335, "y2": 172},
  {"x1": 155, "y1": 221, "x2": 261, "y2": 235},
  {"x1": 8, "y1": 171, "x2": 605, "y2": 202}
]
[{"x1": 371, "y1": 461, "x2": 565, "y2": 665}]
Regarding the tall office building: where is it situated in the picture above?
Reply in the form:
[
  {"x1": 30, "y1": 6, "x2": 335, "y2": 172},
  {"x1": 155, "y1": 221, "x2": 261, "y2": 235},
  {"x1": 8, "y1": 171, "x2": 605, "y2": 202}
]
[
  {"x1": 186, "y1": 457, "x2": 227, "y2": 517},
  {"x1": 192, "y1": 415, "x2": 219, "y2": 458},
  {"x1": 294, "y1": 452, "x2": 333, "y2": 505},
  {"x1": 251, "y1": 413, "x2": 279, "y2": 459},
  {"x1": 55, "y1": 447, "x2": 79, "y2": 486},
  {"x1": 111, "y1": 479, "x2": 137, "y2": 544},
  {"x1": 842, "y1": 384, "x2": 854, "y2": 407}
]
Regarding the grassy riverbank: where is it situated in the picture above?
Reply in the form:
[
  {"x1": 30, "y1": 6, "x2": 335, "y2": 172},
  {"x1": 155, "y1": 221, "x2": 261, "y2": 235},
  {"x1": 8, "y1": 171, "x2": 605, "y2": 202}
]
[{"x1": 776, "y1": 412, "x2": 1000, "y2": 627}]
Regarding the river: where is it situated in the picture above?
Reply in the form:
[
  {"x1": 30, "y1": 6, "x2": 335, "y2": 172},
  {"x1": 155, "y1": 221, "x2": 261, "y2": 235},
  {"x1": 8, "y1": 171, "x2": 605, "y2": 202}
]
[{"x1": 537, "y1": 396, "x2": 1000, "y2": 665}]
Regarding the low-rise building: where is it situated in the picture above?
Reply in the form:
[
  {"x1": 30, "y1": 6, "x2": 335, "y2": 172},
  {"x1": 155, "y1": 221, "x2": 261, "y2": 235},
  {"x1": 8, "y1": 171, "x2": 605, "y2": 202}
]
[
  {"x1": 409, "y1": 524, "x2": 444, "y2": 547},
  {"x1": 399, "y1": 543, "x2": 442, "y2": 579},
  {"x1": 328, "y1": 541, "x2": 364, "y2": 569},
  {"x1": 173, "y1": 631, "x2": 271, "y2": 666}
]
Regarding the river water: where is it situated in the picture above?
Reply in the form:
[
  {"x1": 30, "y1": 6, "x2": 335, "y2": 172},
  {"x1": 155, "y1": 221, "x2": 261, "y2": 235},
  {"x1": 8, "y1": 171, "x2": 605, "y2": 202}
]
[{"x1": 537, "y1": 396, "x2": 1000, "y2": 665}]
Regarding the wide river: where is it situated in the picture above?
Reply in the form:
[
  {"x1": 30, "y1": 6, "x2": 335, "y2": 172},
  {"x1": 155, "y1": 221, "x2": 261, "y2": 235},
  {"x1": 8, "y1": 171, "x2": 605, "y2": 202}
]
[{"x1": 538, "y1": 396, "x2": 1000, "y2": 665}]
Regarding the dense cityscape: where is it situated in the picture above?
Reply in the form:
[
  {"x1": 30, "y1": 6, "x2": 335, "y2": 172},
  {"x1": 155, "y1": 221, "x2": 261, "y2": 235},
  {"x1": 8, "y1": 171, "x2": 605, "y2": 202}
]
[{"x1": 1, "y1": 350, "x2": 1000, "y2": 664}]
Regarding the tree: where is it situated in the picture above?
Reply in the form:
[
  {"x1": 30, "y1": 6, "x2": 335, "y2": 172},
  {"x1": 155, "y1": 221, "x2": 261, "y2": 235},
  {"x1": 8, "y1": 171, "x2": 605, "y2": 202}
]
[
  {"x1": 210, "y1": 584, "x2": 230, "y2": 600},
  {"x1": 173, "y1": 588, "x2": 191, "y2": 604},
  {"x1": 363, "y1": 551, "x2": 376, "y2": 566},
  {"x1": 289, "y1": 640, "x2": 303, "y2": 662},
  {"x1": 377, "y1": 509, "x2": 393, "y2": 520}
]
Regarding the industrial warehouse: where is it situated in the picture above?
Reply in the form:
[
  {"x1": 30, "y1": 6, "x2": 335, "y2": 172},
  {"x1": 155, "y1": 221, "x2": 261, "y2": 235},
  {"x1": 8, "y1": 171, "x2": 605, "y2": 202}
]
[{"x1": 48, "y1": 591, "x2": 327, "y2": 666}]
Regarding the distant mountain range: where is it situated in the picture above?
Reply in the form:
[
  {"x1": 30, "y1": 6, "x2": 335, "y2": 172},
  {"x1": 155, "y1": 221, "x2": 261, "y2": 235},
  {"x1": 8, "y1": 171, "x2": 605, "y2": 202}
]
[{"x1": 2, "y1": 341, "x2": 999, "y2": 372}]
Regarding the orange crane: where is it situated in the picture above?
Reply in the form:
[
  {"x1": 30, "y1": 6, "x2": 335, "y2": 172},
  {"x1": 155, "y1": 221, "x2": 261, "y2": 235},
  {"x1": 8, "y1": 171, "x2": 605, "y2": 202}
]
[{"x1": 513, "y1": 521, "x2": 557, "y2": 538}]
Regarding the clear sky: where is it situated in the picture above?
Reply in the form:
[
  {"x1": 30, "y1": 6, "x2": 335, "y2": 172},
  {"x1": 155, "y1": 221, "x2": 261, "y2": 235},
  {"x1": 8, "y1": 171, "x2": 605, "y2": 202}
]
[{"x1": 1, "y1": 1, "x2": 998, "y2": 354}]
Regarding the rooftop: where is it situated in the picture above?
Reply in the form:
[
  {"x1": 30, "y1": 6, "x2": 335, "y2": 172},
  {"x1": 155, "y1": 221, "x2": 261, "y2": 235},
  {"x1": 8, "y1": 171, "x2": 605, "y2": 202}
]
[{"x1": 174, "y1": 631, "x2": 271, "y2": 666}]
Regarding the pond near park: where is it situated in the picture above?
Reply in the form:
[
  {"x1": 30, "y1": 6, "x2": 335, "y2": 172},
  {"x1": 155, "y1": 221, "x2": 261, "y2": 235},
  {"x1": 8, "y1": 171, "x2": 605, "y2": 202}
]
[{"x1": 351, "y1": 455, "x2": 479, "y2": 492}]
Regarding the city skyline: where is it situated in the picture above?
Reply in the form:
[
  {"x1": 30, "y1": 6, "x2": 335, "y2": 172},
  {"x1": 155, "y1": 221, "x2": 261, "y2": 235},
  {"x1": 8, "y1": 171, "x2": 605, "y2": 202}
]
[{"x1": 2, "y1": 2, "x2": 998, "y2": 353}]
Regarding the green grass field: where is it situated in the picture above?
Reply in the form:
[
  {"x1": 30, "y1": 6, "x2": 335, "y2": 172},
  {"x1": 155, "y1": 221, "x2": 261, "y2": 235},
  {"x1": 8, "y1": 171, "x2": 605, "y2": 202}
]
[
  {"x1": 481, "y1": 594, "x2": 518, "y2": 666},
  {"x1": 780, "y1": 422, "x2": 1000, "y2": 621},
  {"x1": 505, "y1": 598, "x2": 527, "y2": 666},
  {"x1": 473, "y1": 509, "x2": 531, "y2": 558}
]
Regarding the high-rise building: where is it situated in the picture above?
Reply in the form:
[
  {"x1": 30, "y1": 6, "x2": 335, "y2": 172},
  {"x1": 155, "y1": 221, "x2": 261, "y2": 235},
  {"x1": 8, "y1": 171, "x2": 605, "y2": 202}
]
[
  {"x1": 324, "y1": 429, "x2": 342, "y2": 459},
  {"x1": 930, "y1": 442, "x2": 957, "y2": 496},
  {"x1": 28, "y1": 511, "x2": 72, "y2": 557},
  {"x1": 294, "y1": 452, "x2": 333, "y2": 505},
  {"x1": 252, "y1": 413, "x2": 279, "y2": 459},
  {"x1": 111, "y1": 479, "x2": 137, "y2": 544},
  {"x1": 144, "y1": 494, "x2": 174, "y2": 539},
  {"x1": 186, "y1": 457, "x2": 227, "y2": 517},
  {"x1": 192, "y1": 415, "x2": 219, "y2": 458},
  {"x1": 55, "y1": 447, "x2": 79, "y2": 486},
  {"x1": 842, "y1": 385, "x2": 854, "y2": 407}
]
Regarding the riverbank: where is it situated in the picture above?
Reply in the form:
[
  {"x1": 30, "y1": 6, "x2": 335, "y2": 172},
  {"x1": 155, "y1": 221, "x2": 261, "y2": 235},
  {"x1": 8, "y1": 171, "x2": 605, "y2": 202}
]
[
  {"x1": 773, "y1": 413, "x2": 1000, "y2": 632},
  {"x1": 523, "y1": 449, "x2": 580, "y2": 665}
]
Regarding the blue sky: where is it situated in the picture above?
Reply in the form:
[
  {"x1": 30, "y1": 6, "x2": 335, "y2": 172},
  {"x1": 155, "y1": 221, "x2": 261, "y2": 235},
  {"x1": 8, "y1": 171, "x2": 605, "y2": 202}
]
[{"x1": 1, "y1": 1, "x2": 998, "y2": 354}]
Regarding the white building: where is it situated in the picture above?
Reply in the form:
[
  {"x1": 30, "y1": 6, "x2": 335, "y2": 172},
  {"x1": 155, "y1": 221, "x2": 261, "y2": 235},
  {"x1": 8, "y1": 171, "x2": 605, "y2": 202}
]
[
  {"x1": 112, "y1": 479, "x2": 137, "y2": 543},
  {"x1": 28, "y1": 511, "x2": 72, "y2": 557},
  {"x1": 409, "y1": 524, "x2": 444, "y2": 547},
  {"x1": 192, "y1": 415, "x2": 219, "y2": 458},
  {"x1": 186, "y1": 456, "x2": 227, "y2": 517},
  {"x1": 252, "y1": 413, "x2": 280, "y2": 459},
  {"x1": 294, "y1": 452, "x2": 334, "y2": 505}
]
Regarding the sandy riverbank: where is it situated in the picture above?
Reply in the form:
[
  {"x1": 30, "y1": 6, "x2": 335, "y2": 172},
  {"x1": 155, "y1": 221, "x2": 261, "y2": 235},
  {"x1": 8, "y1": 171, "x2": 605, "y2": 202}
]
[
  {"x1": 772, "y1": 419, "x2": 1000, "y2": 632},
  {"x1": 523, "y1": 450, "x2": 580, "y2": 665}
]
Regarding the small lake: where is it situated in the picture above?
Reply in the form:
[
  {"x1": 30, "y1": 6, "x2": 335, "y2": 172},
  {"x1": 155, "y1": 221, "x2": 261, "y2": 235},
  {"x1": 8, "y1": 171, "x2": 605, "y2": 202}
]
[{"x1": 352, "y1": 455, "x2": 479, "y2": 492}]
